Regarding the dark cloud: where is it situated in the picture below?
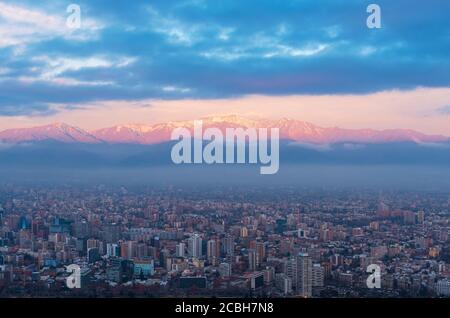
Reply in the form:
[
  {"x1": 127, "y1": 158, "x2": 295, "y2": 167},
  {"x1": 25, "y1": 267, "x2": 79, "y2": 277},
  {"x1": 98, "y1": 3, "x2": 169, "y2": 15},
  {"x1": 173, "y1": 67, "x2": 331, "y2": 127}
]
[{"x1": 1, "y1": 0, "x2": 449, "y2": 115}]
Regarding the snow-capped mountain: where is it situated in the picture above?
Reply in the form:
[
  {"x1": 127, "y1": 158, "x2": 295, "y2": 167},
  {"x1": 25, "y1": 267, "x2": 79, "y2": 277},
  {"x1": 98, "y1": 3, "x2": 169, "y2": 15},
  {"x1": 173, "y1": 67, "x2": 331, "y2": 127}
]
[
  {"x1": 0, "y1": 115, "x2": 448, "y2": 145},
  {"x1": 0, "y1": 122, "x2": 101, "y2": 144}
]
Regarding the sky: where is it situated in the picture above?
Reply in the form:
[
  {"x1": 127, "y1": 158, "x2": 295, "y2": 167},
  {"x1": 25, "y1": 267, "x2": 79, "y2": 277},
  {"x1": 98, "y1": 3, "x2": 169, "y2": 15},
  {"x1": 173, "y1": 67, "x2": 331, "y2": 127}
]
[{"x1": 0, "y1": 0, "x2": 449, "y2": 134}]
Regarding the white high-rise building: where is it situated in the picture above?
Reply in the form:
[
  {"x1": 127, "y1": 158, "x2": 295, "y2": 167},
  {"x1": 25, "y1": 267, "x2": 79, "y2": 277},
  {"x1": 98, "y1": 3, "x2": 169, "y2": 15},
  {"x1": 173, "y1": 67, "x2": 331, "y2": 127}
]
[
  {"x1": 188, "y1": 234, "x2": 202, "y2": 259},
  {"x1": 297, "y1": 253, "x2": 313, "y2": 297},
  {"x1": 285, "y1": 253, "x2": 312, "y2": 297}
]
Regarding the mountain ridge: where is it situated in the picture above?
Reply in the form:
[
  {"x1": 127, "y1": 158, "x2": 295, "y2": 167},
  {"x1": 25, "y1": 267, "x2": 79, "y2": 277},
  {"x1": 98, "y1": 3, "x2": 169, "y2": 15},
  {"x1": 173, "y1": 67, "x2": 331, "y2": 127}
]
[{"x1": 0, "y1": 115, "x2": 448, "y2": 145}]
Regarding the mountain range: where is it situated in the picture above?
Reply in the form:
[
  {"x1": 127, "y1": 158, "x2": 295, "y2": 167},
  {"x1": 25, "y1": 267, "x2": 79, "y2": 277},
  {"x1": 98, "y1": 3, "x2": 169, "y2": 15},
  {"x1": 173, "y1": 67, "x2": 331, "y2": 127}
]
[{"x1": 0, "y1": 115, "x2": 448, "y2": 145}]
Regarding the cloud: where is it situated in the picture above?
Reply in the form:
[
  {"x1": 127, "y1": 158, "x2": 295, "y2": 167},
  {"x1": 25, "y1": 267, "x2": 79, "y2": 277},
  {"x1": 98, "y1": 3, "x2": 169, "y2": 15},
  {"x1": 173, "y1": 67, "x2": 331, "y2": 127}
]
[
  {"x1": 217, "y1": 27, "x2": 234, "y2": 41},
  {"x1": 0, "y1": 2, "x2": 103, "y2": 48},
  {"x1": 17, "y1": 76, "x2": 114, "y2": 87},
  {"x1": 0, "y1": 0, "x2": 449, "y2": 119},
  {"x1": 146, "y1": 6, "x2": 201, "y2": 46},
  {"x1": 262, "y1": 43, "x2": 329, "y2": 58},
  {"x1": 9, "y1": 55, "x2": 137, "y2": 87},
  {"x1": 200, "y1": 36, "x2": 330, "y2": 61},
  {"x1": 37, "y1": 55, "x2": 134, "y2": 77},
  {"x1": 162, "y1": 86, "x2": 192, "y2": 93},
  {"x1": 1, "y1": 87, "x2": 447, "y2": 136}
]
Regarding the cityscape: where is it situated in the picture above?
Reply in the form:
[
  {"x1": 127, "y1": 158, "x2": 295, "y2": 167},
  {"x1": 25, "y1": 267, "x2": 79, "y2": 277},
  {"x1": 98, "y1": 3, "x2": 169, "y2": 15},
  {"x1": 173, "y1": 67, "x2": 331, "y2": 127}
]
[
  {"x1": 0, "y1": 0, "x2": 449, "y2": 303},
  {"x1": 0, "y1": 184, "x2": 449, "y2": 298}
]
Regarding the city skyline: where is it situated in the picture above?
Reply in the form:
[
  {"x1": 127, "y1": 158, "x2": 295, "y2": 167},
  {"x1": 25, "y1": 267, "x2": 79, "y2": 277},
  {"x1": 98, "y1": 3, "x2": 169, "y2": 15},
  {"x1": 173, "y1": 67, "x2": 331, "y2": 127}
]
[
  {"x1": 1, "y1": 184, "x2": 449, "y2": 298},
  {"x1": 0, "y1": 0, "x2": 449, "y2": 302}
]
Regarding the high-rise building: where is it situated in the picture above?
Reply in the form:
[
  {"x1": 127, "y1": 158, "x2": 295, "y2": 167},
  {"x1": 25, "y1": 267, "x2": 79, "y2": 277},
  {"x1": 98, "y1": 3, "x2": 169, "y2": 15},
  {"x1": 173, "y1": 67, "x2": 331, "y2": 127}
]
[
  {"x1": 222, "y1": 235, "x2": 234, "y2": 257},
  {"x1": 286, "y1": 253, "x2": 312, "y2": 297},
  {"x1": 207, "y1": 239, "x2": 218, "y2": 264},
  {"x1": 312, "y1": 264, "x2": 324, "y2": 287},
  {"x1": 133, "y1": 260, "x2": 154, "y2": 278},
  {"x1": 160, "y1": 248, "x2": 171, "y2": 269},
  {"x1": 136, "y1": 243, "x2": 148, "y2": 259},
  {"x1": 248, "y1": 249, "x2": 257, "y2": 271},
  {"x1": 255, "y1": 242, "x2": 266, "y2": 266},
  {"x1": 218, "y1": 262, "x2": 232, "y2": 278},
  {"x1": 188, "y1": 234, "x2": 202, "y2": 259},
  {"x1": 107, "y1": 258, "x2": 134, "y2": 283},
  {"x1": 249, "y1": 272, "x2": 264, "y2": 290},
  {"x1": 120, "y1": 241, "x2": 136, "y2": 260},
  {"x1": 275, "y1": 273, "x2": 292, "y2": 295},
  {"x1": 87, "y1": 247, "x2": 101, "y2": 264},
  {"x1": 106, "y1": 243, "x2": 120, "y2": 258},
  {"x1": 263, "y1": 266, "x2": 275, "y2": 284},
  {"x1": 297, "y1": 253, "x2": 312, "y2": 297},
  {"x1": 417, "y1": 210, "x2": 425, "y2": 224},
  {"x1": 87, "y1": 238, "x2": 102, "y2": 250},
  {"x1": 403, "y1": 210, "x2": 416, "y2": 225},
  {"x1": 285, "y1": 258, "x2": 297, "y2": 290},
  {"x1": 436, "y1": 278, "x2": 450, "y2": 296},
  {"x1": 176, "y1": 242, "x2": 186, "y2": 258}
]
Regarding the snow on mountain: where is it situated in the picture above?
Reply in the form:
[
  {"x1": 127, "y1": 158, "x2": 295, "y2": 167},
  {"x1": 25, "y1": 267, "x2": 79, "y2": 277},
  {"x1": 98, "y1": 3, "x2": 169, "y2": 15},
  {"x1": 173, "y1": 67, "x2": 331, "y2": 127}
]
[
  {"x1": 0, "y1": 123, "x2": 101, "y2": 144},
  {"x1": 0, "y1": 115, "x2": 448, "y2": 145}
]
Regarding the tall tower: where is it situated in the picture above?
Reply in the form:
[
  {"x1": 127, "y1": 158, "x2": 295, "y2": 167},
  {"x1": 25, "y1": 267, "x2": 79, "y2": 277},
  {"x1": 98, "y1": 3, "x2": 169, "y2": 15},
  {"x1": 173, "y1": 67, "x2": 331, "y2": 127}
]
[
  {"x1": 286, "y1": 253, "x2": 312, "y2": 297},
  {"x1": 297, "y1": 253, "x2": 312, "y2": 297},
  {"x1": 207, "y1": 239, "x2": 218, "y2": 264},
  {"x1": 222, "y1": 235, "x2": 234, "y2": 256},
  {"x1": 248, "y1": 249, "x2": 257, "y2": 271},
  {"x1": 417, "y1": 210, "x2": 425, "y2": 224},
  {"x1": 176, "y1": 242, "x2": 186, "y2": 258},
  {"x1": 255, "y1": 242, "x2": 266, "y2": 266},
  {"x1": 188, "y1": 234, "x2": 202, "y2": 259},
  {"x1": 240, "y1": 226, "x2": 248, "y2": 238}
]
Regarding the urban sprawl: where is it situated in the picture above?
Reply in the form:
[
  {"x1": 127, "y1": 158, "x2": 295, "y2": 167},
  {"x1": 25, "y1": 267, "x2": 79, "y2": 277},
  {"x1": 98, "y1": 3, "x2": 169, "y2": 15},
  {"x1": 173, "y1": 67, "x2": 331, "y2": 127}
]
[{"x1": 0, "y1": 185, "x2": 449, "y2": 298}]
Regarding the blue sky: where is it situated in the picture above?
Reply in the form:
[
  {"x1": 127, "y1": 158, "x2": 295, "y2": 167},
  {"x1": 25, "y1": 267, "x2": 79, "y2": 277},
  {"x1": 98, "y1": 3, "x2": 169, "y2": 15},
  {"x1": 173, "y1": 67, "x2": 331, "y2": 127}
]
[{"x1": 0, "y1": 0, "x2": 449, "y2": 133}]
